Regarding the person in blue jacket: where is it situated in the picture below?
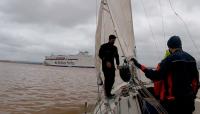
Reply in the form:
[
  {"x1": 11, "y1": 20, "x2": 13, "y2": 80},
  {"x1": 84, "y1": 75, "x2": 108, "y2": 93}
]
[{"x1": 132, "y1": 36, "x2": 199, "y2": 114}]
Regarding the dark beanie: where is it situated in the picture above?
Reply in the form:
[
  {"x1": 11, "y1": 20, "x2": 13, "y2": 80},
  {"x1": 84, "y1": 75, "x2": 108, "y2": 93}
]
[
  {"x1": 109, "y1": 34, "x2": 117, "y2": 40},
  {"x1": 167, "y1": 36, "x2": 182, "y2": 48}
]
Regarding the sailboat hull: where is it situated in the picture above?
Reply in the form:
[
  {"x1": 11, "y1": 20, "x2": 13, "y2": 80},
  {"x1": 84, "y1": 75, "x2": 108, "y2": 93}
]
[{"x1": 93, "y1": 83, "x2": 142, "y2": 114}]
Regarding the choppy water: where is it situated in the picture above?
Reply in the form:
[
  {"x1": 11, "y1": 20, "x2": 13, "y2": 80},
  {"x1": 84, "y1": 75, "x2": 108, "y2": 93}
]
[{"x1": 0, "y1": 62, "x2": 102, "y2": 114}]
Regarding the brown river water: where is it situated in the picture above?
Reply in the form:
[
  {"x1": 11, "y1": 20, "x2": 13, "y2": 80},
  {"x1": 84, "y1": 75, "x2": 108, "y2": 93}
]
[
  {"x1": 0, "y1": 62, "x2": 97, "y2": 114},
  {"x1": 0, "y1": 62, "x2": 199, "y2": 114},
  {"x1": 0, "y1": 62, "x2": 123, "y2": 114}
]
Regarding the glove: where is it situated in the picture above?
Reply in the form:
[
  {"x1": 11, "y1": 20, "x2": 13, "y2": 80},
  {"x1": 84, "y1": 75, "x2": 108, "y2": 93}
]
[{"x1": 131, "y1": 58, "x2": 141, "y2": 69}]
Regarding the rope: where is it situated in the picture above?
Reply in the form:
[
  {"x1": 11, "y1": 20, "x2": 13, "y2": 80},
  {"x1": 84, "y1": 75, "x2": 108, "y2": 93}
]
[
  {"x1": 135, "y1": 95, "x2": 142, "y2": 114},
  {"x1": 139, "y1": 0, "x2": 163, "y2": 61},
  {"x1": 118, "y1": 99, "x2": 121, "y2": 114},
  {"x1": 94, "y1": 1, "x2": 104, "y2": 114},
  {"x1": 167, "y1": 0, "x2": 200, "y2": 58},
  {"x1": 105, "y1": 0, "x2": 126, "y2": 57},
  {"x1": 132, "y1": 76, "x2": 168, "y2": 114},
  {"x1": 96, "y1": 0, "x2": 98, "y2": 25},
  {"x1": 128, "y1": 71, "x2": 168, "y2": 114},
  {"x1": 102, "y1": 1, "x2": 106, "y2": 43},
  {"x1": 157, "y1": 0, "x2": 167, "y2": 47},
  {"x1": 88, "y1": 86, "x2": 103, "y2": 113}
]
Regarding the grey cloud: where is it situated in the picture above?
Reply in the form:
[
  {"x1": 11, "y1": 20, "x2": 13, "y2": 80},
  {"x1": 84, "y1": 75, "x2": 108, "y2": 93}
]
[
  {"x1": 0, "y1": 0, "x2": 96, "y2": 27},
  {"x1": 0, "y1": 20, "x2": 95, "y2": 62},
  {"x1": 132, "y1": 0, "x2": 200, "y2": 65},
  {"x1": 0, "y1": 0, "x2": 199, "y2": 65}
]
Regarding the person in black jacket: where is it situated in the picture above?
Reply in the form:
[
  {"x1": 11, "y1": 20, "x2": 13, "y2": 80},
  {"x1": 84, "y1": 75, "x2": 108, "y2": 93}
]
[
  {"x1": 99, "y1": 34, "x2": 120, "y2": 98},
  {"x1": 131, "y1": 36, "x2": 199, "y2": 114}
]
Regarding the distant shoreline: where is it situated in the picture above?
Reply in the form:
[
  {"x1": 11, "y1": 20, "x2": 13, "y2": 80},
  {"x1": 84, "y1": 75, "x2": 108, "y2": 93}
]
[
  {"x1": 0, "y1": 60, "x2": 200, "y2": 70},
  {"x1": 0, "y1": 60, "x2": 43, "y2": 65}
]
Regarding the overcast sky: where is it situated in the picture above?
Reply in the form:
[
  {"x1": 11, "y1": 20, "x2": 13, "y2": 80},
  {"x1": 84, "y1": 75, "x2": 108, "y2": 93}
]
[{"x1": 0, "y1": 0, "x2": 199, "y2": 66}]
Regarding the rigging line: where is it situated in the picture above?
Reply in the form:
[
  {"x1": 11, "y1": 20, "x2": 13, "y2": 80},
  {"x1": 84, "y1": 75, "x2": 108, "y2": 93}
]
[
  {"x1": 134, "y1": 78, "x2": 151, "y2": 97},
  {"x1": 95, "y1": 2, "x2": 105, "y2": 113},
  {"x1": 131, "y1": 78, "x2": 148, "y2": 97},
  {"x1": 132, "y1": 71, "x2": 168, "y2": 113},
  {"x1": 89, "y1": 99, "x2": 101, "y2": 113},
  {"x1": 134, "y1": 77, "x2": 168, "y2": 113},
  {"x1": 94, "y1": 91, "x2": 104, "y2": 114},
  {"x1": 128, "y1": 13, "x2": 138, "y2": 76},
  {"x1": 96, "y1": 0, "x2": 103, "y2": 103},
  {"x1": 139, "y1": 0, "x2": 163, "y2": 61},
  {"x1": 134, "y1": 76, "x2": 155, "y2": 98},
  {"x1": 96, "y1": 0, "x2": 98, "y2": 25},
  {"x1": 102, "y1": 3, "x2": 106, "y2": 43},
  {"x1": 135, "y1": 95, "x2": 142, "y2": 114},
  {"x1": 94, "y1": 101, "x2": 104, "y2": 114},
  {"x1": 168, "y1": 0, "x2": 200, "y2": 57},
  {"x1": 118, "y1": 0, "x2": 133, "y2": 52},
  {"x1": 157, "y1": 0, "x2": 167, "y2": 48},
  {"x1": 105, "y1": 0, "x2": 126, "y2": 57},
  {"x1": 108, "y1": 0, "x2": 136, "y2": 58}
]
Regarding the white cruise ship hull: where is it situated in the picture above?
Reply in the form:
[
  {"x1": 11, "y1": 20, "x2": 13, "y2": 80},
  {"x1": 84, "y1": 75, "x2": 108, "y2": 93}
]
[{"x1": 44, "y1": 53, "x2": 95, "y2": 68}]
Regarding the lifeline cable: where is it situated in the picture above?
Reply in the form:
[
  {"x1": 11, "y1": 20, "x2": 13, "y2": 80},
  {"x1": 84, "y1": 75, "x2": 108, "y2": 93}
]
[
  {"x1": 139, "y1": 0, "x2": 163, "y2": 61},
  {"x1": 167, "y1": 0, "x2": 200, "y2": 58},
  {"x1": 157, "y1": 0, "x2": 167, "y2": 47}
]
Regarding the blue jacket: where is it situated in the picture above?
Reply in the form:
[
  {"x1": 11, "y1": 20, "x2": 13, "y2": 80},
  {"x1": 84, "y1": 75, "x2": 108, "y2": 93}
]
[{"x1": 143, "y1": 50, "x2": 199, "y2": 99}]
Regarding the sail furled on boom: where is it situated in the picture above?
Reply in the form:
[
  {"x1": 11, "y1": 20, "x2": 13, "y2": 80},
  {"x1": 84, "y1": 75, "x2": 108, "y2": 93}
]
[{"x1": 95, "y1": 0, "x2": 136, "y2": 79}]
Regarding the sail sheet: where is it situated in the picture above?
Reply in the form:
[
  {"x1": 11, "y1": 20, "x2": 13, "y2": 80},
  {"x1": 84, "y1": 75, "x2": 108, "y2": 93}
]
[{"x1": 95, "y1": 0, "x2": 136, "y2": 79}]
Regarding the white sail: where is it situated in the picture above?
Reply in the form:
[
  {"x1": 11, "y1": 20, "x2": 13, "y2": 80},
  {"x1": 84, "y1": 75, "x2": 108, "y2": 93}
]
[
  {"x1": 95, "y1": 0, "x2": 136, "y2": 83},
  {"x1": 94, "y1": 0, "x2": 143, "y2": 114}
]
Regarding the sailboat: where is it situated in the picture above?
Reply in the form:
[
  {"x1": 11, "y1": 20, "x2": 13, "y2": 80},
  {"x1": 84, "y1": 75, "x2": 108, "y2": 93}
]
[
  {"x1": 93, "y1": 0, "x2": 167, "y2": 113},
  {"x1": 92, "y1": 0, "x2": 200, "y2": 114}
]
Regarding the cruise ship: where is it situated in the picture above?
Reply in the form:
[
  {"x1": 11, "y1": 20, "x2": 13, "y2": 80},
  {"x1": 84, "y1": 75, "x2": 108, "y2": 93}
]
[{"x1": 44, "y1": 51, "x2": 95, "y2": 68}]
